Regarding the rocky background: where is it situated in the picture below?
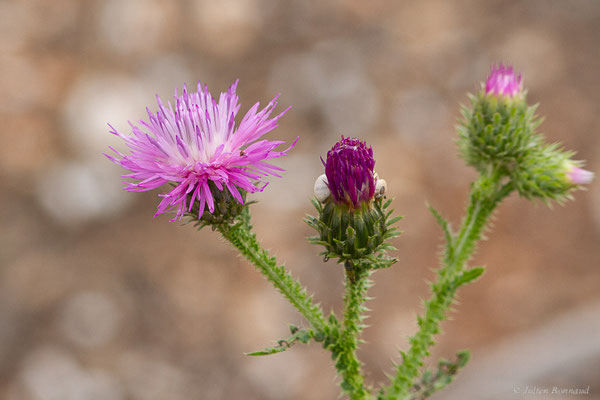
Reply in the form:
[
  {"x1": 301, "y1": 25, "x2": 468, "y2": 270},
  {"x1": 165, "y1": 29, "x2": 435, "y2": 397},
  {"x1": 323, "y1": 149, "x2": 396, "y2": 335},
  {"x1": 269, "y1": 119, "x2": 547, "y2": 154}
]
[{"x1": 1, "y1": 0, "x2": 599, "y2": 399}]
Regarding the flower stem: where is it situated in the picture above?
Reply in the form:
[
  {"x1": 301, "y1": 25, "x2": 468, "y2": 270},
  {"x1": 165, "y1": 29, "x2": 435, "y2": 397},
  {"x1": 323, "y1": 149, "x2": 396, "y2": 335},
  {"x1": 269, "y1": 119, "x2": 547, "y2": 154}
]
[
  {"x1": 383, "y1": 174, "x2": 513, "y2": 399},
  {"x1": 218, "y1": 213, "x2": 327, "y2": 333},
  {"x1": 335, "y1": 261, "x2": 372, "y2": 399}
]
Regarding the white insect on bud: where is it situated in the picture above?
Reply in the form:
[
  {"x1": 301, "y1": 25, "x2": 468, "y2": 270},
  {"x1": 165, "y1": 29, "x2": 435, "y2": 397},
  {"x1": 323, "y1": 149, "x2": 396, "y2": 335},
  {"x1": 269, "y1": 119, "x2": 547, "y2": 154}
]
[
  {"x1": 375, "y1": 178, "x2": 387, "y2": 198},
  {"x1": 314, "y1": 174, "x2": 330, "y2": 203}
]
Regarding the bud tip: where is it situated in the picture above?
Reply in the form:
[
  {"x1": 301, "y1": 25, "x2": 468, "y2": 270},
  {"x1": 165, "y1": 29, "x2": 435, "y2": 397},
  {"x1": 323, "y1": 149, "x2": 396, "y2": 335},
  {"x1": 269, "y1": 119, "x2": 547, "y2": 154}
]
[{"x1": 485, "y1": 63, "x2": 523, "y2": 98}]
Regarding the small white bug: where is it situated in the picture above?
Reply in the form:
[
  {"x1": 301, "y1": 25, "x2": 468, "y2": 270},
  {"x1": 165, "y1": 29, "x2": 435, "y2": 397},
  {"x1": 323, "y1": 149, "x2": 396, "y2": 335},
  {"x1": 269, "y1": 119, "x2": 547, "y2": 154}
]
[
  {"x1": 375, "y1": 178, "x2": 387, "y2": 198},
  {"x1": 314, "y1": 174, "x2": 330, "y2": 202}
]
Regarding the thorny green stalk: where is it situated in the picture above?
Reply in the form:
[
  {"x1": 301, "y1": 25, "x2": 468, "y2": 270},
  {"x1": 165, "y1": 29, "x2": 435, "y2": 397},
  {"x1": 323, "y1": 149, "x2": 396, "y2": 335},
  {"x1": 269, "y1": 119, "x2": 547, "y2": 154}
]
[
  {"x1": 217, "y1": 210, "x2": 327, "y2": 333},
  {"x1": 335, "y1": 261, "x2": 373, "y2": 399},
  {"x1": 382, "y1": 172, "x2": 514, "y2": 399}
]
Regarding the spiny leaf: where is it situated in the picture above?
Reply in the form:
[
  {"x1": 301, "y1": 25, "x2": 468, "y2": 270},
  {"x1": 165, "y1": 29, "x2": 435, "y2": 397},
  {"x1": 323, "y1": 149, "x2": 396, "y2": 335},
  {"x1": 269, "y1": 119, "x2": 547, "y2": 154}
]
[
  {"x1": 246, "y1": 327, "x2": 314, "y2": 356},
  {"x1": 408, "y1": 350, "x2": 471, "y2": 399},
  {"x1": 455, "y1": 266, "x2": 485, "y2": 286},
  {"x1": 246, "y1": 347, "x2": 288, "y2": 356},
  {"x1": 426, "y1": 203, "x2": 454, "y2": 247}
]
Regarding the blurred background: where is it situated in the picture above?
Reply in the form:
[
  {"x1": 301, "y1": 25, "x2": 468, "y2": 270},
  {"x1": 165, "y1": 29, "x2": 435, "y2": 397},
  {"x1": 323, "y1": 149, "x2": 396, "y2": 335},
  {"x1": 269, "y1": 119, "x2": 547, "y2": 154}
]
[{"x1": 1, "y1": 0, "x2": 599, "y2": 399}]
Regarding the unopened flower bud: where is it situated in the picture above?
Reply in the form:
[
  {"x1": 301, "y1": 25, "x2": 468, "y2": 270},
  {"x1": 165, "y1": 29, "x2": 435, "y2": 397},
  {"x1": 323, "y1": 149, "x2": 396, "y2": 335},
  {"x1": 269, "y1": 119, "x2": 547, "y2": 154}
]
[
  {"x1": 307, "y1": 137, "x2": 397, "y2": 261},
  {"x1": 512, "y1": 147, "x2": 592, "y2": 203},
  {"x1": 458, "y1": 63, "x2": 540, "y2": 173},
  {"x1": 324, "y1": 136, "x2": 376, "y2": 209}
]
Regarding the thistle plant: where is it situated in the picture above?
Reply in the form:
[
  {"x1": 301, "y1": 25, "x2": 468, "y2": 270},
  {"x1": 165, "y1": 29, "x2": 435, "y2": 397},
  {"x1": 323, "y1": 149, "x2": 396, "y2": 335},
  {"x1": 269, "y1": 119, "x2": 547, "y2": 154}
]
[{"x1": 107, "y1": 67, "x2": 593, "y2": 399}]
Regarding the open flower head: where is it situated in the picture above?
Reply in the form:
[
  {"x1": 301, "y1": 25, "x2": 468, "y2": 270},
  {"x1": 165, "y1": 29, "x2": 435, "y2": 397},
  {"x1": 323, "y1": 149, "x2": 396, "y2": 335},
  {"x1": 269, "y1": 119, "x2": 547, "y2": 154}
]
[
  {"x1": 106, "y1": 81, "x2": 294, "y2": 221},
  {"x1": 324, "y1": 136, "x2": 375, "y2": 209},
  {"x1": 485, "y1": 63, "x2": 523, "y2": 98}
]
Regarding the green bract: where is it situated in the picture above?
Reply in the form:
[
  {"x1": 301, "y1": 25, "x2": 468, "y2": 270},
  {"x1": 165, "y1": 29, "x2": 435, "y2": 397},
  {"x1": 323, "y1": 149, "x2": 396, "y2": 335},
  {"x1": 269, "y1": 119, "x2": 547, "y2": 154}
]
[
  {"x1": 457, "y1": 90, "x2": 542, "y2": 174},
  {"x1": 306, "y1": 198, "x2": 401, "y2": 264},
  {"x1": 186, "y1": 181, "x2": 252, "y2": 230}
]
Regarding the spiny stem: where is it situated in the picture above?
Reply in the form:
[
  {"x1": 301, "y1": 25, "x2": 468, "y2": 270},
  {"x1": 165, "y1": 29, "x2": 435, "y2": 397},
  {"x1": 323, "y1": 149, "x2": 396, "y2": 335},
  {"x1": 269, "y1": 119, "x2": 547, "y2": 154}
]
[
  {"x1": 383, "y1": 175, "x2": 513, "y2": 399},
  {"x1": 450, "y1": 173, "x2": 512, "y2": 274},
  {"x1": 336, "y1": 261, "x2": 372, "y2": 399},
  {"x1": 218, "y1": 216, "x2": 327, "y2": 333}
]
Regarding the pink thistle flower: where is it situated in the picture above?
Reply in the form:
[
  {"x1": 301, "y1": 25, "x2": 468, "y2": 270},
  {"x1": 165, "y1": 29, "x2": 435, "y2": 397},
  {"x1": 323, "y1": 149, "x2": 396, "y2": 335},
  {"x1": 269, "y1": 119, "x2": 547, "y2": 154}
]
[
  {"x1": 564, "y1": 161, "x2": 594, "y2": 185},
  {"x1": 106, "y1": 80, "x2": 295, "y2": 221},
  {"x1": 485, "y1": 63, "x2": 523, "y2": 98}
]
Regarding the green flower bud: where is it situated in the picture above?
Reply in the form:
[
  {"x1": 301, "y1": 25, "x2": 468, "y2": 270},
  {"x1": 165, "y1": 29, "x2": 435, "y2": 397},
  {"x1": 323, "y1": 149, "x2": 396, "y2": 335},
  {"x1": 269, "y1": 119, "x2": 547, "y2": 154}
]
[
  {"x1": 457, "y1": 84, "x2": 541, "y2": 174},
  {"x1": 511, "y1": 145, "x2": 588, "y2": 203}
]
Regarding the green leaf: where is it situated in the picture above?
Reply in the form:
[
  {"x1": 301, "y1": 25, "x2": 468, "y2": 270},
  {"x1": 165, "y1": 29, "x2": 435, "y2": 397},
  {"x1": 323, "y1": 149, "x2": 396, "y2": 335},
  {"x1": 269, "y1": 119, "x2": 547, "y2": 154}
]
[
  {"x1": 427, "y1": 203, "x2": 454, "y2": 248},
  {"x1": 246, "y1": 327, "x2": 315, "y2": 356},
  {"x1": 455, "y1": 266, "x2": 485, "y2": 286},
  {"x1": 386, "y1": 216, "x2": 403, "y2": 226},
  {"x1": 246, "y1": 347, "x2": 288, "y2": 356},
  {"x1": 296, "y1": 330, "x2": 311, "y2": 344},
  {"x1": 407, "y1": 350, "x2": 472, "y2": 399},
  {"x1": 455, "y1": 350, "x2": 471, "y2": 368}
]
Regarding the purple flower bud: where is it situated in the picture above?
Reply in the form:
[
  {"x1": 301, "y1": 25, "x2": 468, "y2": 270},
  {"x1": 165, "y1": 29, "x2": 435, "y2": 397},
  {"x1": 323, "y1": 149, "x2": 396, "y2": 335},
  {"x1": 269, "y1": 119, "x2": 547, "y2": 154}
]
[
  {"x1": 485, "y1": 64, "x2": 523, "y2": 98},
  {"x1": 564, "y1": 161, "x2": 594, "y2": 185},
  {"x1": 324, "y1": 136, "x2": 376, "y2": 208}
]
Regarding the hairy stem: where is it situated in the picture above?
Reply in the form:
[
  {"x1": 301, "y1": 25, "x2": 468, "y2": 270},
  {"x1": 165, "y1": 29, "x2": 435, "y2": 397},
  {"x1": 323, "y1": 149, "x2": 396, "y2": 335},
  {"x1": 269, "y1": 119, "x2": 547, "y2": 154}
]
[
  {"x1": 335, "y1": 262, "x2": 372, "y2": 399},
  {"x1": 218, "y1": 216, "x2": 327, "y2": 333},
  {"x1": 383, "y1": 175, "x2": 513, "y2": 399}
]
